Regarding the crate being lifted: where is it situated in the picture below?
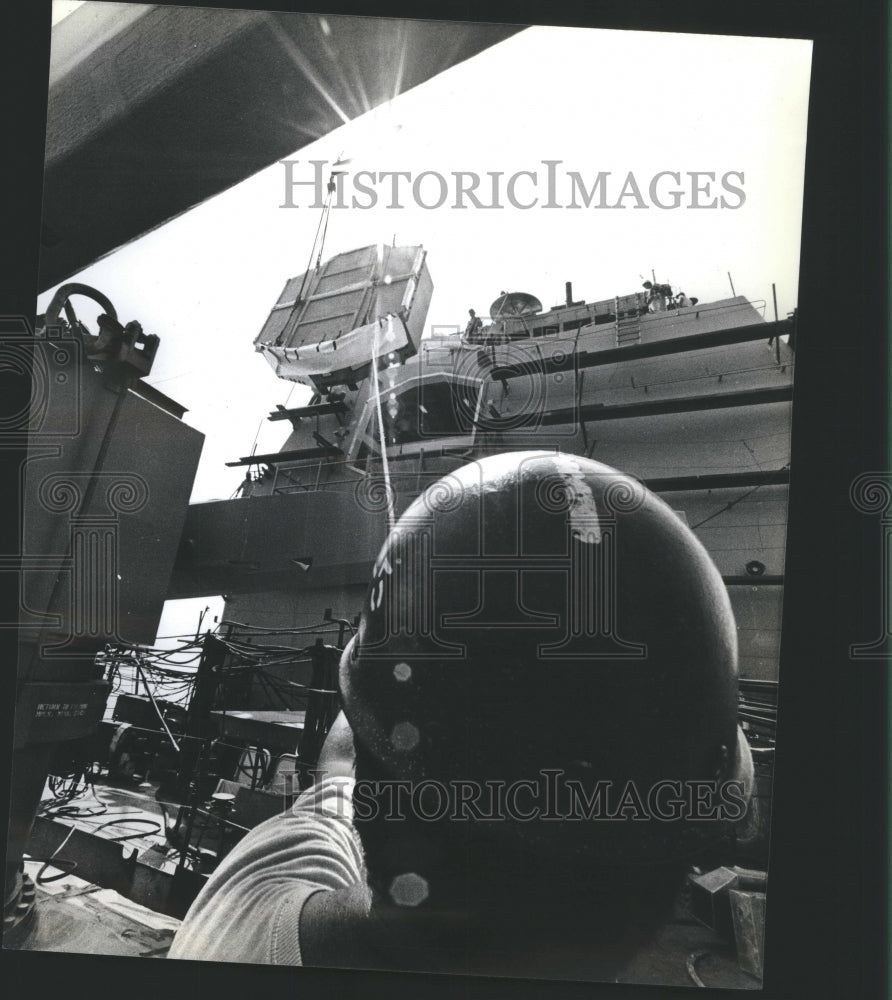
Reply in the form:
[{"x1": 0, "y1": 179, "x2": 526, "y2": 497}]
[{"x1": 254, "y1": 244, "x2": 433, "y2": 391}]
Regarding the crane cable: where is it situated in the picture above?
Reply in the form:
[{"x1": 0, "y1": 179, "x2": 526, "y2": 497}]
[{"x1": 371, "y1": 316, "x2": 397, "y2": 532}]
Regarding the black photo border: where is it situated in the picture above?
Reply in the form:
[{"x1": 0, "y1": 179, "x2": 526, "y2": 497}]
[{"x1": 1, "y1": 1, "x2": 887, "y2": 998}]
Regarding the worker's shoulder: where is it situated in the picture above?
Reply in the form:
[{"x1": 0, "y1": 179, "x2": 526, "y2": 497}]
[
  {"x1": 299, "y1": 880, "x2": 374, "y2": 967},
  {"x1": 206, "y1": 777, "x2": 359, "y2": 880}
]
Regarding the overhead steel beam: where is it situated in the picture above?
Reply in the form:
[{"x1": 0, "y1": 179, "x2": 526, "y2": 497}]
[{"x1": 41, "y1": 7, "x2": 522, "y2": 290}]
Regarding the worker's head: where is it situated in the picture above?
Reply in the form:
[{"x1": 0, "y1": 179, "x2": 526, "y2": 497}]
[
  {"x1": 468, "y1": 309, "x2": 476, "y2": 317},
  {"x1": 339, "y1": 452, "x2": 752, "y2": 937}
]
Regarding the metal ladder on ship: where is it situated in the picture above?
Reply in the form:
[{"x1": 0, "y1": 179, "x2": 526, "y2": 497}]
[{"x1": 614, "y1": 296, "x2": 641, "y2": 347}]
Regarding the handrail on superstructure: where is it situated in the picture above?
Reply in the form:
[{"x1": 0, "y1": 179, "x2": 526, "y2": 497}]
[{"x1": 487, "y1": 317, "x2": 794, "y2": 381}]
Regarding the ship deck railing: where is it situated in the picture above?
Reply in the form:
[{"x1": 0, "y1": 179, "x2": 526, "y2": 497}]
[{"x1": 461, "y1": 296, "x2": 768, "y2": 346}]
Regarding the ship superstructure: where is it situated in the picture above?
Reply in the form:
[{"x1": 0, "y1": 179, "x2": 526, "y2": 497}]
[{"x1": 178, "y1": 244, "x2": 793, "y2": 693}]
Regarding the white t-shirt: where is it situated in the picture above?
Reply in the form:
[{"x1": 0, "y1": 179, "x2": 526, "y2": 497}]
[{"x1": 169, "y1": 777, "x2": 365, "y2": 965}]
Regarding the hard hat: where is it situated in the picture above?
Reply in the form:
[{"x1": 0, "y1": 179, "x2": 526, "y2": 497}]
[{"x1": 340, "y1": 451, "x2": 753, "y2": 863}]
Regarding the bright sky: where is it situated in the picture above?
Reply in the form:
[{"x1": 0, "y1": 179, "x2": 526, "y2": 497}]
[
  {"x1": 51, "y1": 0, "x2": 86, "y2": 25},
  {"x1": 36, "y1": 15, "x2": 812, "y2": 639}
]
